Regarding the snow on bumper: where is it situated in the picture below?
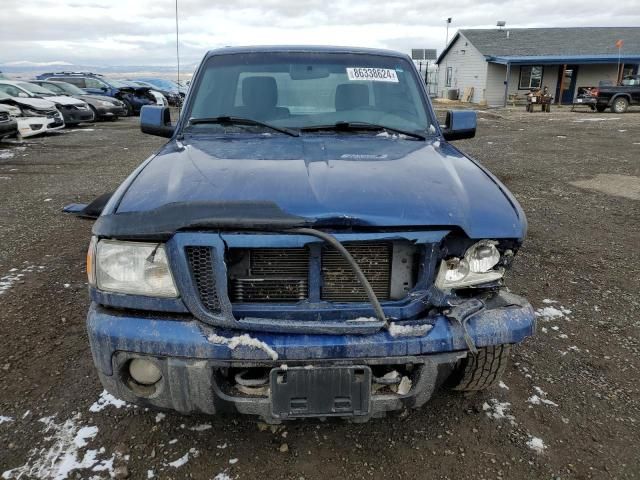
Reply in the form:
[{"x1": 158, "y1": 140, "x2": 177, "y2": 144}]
[{"x1": 87, "y1": 298, "x2": 535, "y2": 376}]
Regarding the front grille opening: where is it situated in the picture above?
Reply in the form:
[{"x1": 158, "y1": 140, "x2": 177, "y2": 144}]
[
  {"x1": 321, "y1": 242, "x2": 391, "y2": 301},
  {"x1": 226, "y1": 241, "x2": 419, "y2": 304},
  {"x1": 227, "y1": 248, "x2": 310, "y2": 302},
  {"x1": 185, "y1": 246, "x2": 222, "y2": 313}
]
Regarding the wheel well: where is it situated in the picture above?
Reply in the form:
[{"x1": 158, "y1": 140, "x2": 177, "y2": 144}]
[{"x1": 612, "y1": 93, "x2": 631, "y2": 103}]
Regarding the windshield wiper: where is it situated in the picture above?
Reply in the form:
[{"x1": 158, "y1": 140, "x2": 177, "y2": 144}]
[
  {"x1": 188, "y1": 116, "x2": 299, "y2": 137},
  {"x1": 301, "y1": 121, "x2": 426, "y2": 140}
]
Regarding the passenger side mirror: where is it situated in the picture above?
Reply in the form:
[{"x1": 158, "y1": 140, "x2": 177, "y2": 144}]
[
  {"x1": 442, "y1": 110, "x2": 476, "y2": 141},
  {"x1": 140, "y1": 105, "x2": 175, "y2": 138}
]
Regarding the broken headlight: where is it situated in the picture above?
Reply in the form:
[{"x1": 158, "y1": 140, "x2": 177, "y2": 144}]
[
  {"x1": 88, "y1": 239, "x2": 178, "y2": 297},
  {"x1": 435, "y1": 240, "x2": 504, "y2": 289}
]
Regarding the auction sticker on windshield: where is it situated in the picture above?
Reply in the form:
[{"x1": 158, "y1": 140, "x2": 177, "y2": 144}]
[{"x1": 346, "y1": 68, "x2": 399, "y2": 83}]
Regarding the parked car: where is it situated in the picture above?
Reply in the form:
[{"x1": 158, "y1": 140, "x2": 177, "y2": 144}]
[
  {"x1": 30, "y1": 80, "x2": 126, "y2": 121},
  {"x1": 0, "y1": 105, "x2": 18, "y2": 140},
  {"x1": 114, "y1": 80, "x2": 168, "y2": 107},
  {"x1": 131, "y1": 78, "x2": 186, "y2": 104},
  {"x1": 77, "y1": 46, "x2": 534, "y2": 422},
  {"x1": 0, "y1": 91, "x2": 64, "y2": 138},
  {"x1": 593, "y1": 75, "x2": 640, "y2": 113},
  {"x1": 128, "y1": 80, "x2": 182, "y2": 106},
  {"x1": 0, "y1": 80, "x2": 93, "y2": 126},
  {"x1": 36, "y1": 73, "x2": 156, "y2": 116}
]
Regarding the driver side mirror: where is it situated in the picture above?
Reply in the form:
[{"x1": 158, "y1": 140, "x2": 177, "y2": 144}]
[
  {"x1": 140, "y1": 105, "x2": 175, "y2": 138},
  {"x1": 442, "y1": 110, "x2": 476, "y2": 141}
]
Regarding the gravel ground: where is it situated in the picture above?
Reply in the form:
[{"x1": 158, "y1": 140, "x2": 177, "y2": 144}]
[{"x1": 0, "y1": 108, "x2": 639, "y2": 479}]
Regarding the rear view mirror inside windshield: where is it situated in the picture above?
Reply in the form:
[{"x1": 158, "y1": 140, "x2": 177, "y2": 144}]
[{"x1": 289, "y1": 64, "x2": 331, "y2": 80}]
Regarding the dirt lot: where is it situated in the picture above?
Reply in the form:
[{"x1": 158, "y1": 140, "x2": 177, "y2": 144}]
[{"x1": 1, "y1": 108, "x2": 639, "y2": 479}]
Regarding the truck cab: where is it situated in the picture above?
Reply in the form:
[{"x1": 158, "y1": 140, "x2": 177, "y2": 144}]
[{"x1": 84, "y1": 46, "x2": 535, "y2": 422}]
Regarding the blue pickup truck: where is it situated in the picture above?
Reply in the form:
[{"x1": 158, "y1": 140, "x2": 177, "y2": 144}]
[{"x1": 82, "y1": 46, "x2": 535, "y2": 422}]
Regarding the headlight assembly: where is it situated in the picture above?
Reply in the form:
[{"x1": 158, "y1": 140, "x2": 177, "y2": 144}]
[
  {"x1": 435, "y1": 240, "x2": 504, "y2": 289},
  {"x1": 98, "y1": 100, "x2": 113, "y2": 106},
  {"x1": 88, "y1": 239, "x2": 178, "y2": 297}
]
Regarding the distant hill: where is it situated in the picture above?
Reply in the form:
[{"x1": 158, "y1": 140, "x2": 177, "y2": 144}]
[{"x1": 0, "y1": 62, "x2": 198, "y2": 80}]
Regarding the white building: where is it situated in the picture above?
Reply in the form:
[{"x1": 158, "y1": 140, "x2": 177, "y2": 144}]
[{"x1": 436, "y1": 27, "x2": 640, "y2": 106}]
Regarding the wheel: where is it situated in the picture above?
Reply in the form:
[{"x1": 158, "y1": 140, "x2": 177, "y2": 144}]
[
  {"x1": 121, "y1": 99, "x2": 133, "y2": 117},
  {"x1": 89, "y1": 105, "x2": 99, "y2": 121},
  {"x1": 595, "y1": 105, "x2": 606, "y2": 112},
  {"x1": 448, "y1": 345, "x2": 510, "y2": 391},
  {"x1": 611, "y1": 97, "x2": 629, "y2": 114}
]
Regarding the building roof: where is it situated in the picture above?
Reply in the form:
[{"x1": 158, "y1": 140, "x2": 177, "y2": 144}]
[{"x1": 437, "y1": 27, "x2": 640, "y2": 64}]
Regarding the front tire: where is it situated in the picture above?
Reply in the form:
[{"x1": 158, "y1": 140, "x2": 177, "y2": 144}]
[
  {"x1": 449, "y1": 345, "x2": 510, "y2": 391},
  {"x1": 611, "y1": 97, "x2": 629, "y2": 114},
  {"x1": 121, "y1": 99, "x2": 133, "y2": 117}
]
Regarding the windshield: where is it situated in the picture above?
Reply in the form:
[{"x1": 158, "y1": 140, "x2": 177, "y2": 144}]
[
  {"x1": 19, "y1": 82, "x2": 56, "y2": 95},
  {"x1": 187, "y1": 52, "x2": 434, "y2": 135},
  {"x1": 140, "y1": 78, "x2": 178, "y2": 90},
  {"x1": 53, "y1": 82, "x2": 86, "y2": 95},
  {"x1": 110, "y1": 80, "x2": 133, "y2": 88}
]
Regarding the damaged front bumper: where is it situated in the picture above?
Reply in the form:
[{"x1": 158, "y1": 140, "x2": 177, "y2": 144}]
[{"x1": 87, "y1": 290, "x2": 535, "y2": 421}]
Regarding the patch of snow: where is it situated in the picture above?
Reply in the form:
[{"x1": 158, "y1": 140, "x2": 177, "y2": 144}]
[
  {"x1": 483, "y1": 399, "x2": 516, "y2": 425},
  {"x1": 168, "y1": 453, "x2": 189, "y2": 468},
  {"x1": 542, "y1": 299, "x2": 557, "y2": 304},
  {"x1": 540, "y1": 327, "x2": 548, "y2": 333},
  {"x1": 89, "y1": 390, "x2": 127, "y2": 412},
  {"x1": 0, "y1": 416, "x2": 13, "y2": 424},
  {"x1": 1, "y1": 264, "x2": 41, "y2": 296},
  {"x1": 208, "y1": 333, "x2": 278, "y2": 361},
  {"x1": 347, "y1": 316, "x2": 377, "y2": 323},
  {"x1": 528, "y1": 395, "x2": 558, "y2": 407},
  {"x1": 535, "y1": 305, "x2": 571, "y2": 321},
  {"x1": 217, "y1": 443, "x2": 228, "y2": 449},
  {"x1": 168, "y1": 439, "x2": 178, "y2": 445},
  {"x1": 147, "y1": 470, "x2": 155, "y2": 479},
  {"x1": 44, "y1": 198, "x2": 52, "y2": 202},
  {"x1": 0, "y1": 151, "x2": 15, "y2": 159},
  {"x1": 558, "y1": 333, "x2": 568, "y2": 339},
  {"x1": 528, "y1": 386, "x2": 558, "y2": 407},
  {"x1": 526, "y1": 436, "x2": 546, "y2": 453},
  {"x1": 155, "y1": 413, "x2": 165, "y2": 423},
  {"x1": 1, "y1": 414, "x2": 115, "y2": 480},
  {"x1": 214, "y1": 473, "x2": 232, "y2": 480},
  {"x1": 498, "y1": 381, "x2": 509, "y2": 390},
  {"x1": 388, "y1": 322, "x2": 433, "y2": 337},
  {"x1": 189, "y1": 423, "x2": 212, "y2": 432},
  {"x1": 229, "y1": 458, "x2": 239, "y2": 465}
]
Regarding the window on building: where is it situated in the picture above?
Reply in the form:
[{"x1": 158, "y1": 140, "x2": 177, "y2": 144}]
[
  {"x1": 445, "y1": 67, "x2": 453, "y2": 87},
  {"x1": 519, "y1": 65, "x2": 543, "y2": 89}
]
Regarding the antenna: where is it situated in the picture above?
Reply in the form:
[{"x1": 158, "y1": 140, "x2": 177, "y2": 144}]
[{"x1": 175, "y1": 0, "x2": 181, "y2": 113}]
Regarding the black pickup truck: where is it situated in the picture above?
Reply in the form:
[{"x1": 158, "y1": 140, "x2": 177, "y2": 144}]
[{"x1": 593, "y1": 75, "x2": 640, "y2": 113}]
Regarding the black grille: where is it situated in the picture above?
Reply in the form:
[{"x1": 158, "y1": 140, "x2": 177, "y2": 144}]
[
  {"x1": 185, "y1": 246, "x2": 221, "y2": 313},
  {"x1": 321, "y1": 242, "x2": 391, "y2": 301},
  {"x1": 230, "y1": 248, "x2": 309, "y2": 302},
  {"x1": 226, "y1": 243, "x2": 394, "y2": 303}
]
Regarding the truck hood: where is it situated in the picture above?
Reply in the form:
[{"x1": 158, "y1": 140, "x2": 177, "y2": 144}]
[{"x1": 115, "y1": 135, "x2": 526, "y2": 239}]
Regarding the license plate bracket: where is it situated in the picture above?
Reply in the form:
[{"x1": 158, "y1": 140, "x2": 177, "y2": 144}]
[{"x1": 270, "y1": 366, "x2": 371, "y2": 418}]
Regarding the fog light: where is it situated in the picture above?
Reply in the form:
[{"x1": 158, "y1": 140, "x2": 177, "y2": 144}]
[{"x1": 129, "y1": 359, "x2": 162, "y2": 385}]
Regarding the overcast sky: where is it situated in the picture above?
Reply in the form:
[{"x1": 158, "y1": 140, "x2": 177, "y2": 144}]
[{"x1": 2, "y1": 0, "x2": 639, "y2": 67}]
